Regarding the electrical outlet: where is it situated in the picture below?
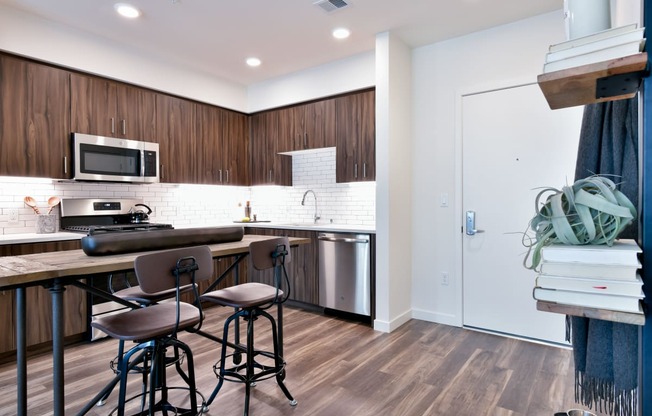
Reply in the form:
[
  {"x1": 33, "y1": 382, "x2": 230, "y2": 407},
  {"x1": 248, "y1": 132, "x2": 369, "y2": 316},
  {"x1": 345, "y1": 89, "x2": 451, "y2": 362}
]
[
  {"x1": 8, "y1": 209, "x2": 19, "y2": 224},
  {"x1": 441, "y1": 271, "x2": 449, "y2": 286}
]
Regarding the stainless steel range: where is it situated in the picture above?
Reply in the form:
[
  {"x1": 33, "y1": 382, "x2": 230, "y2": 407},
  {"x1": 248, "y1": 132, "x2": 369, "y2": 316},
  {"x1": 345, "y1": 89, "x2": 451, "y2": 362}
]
[
  {"x1": 60, "y1": 198, "x2": 174, "y2": 340},
  {"x1": 60, "y1": 198, "x2": 173, "y2": 235}
]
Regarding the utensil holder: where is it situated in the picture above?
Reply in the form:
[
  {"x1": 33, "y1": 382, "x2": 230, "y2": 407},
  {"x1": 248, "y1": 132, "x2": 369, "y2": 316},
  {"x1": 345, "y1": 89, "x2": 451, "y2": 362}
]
[{"x1": 36, "y1": 214, "x2": 56, "y2": 234}]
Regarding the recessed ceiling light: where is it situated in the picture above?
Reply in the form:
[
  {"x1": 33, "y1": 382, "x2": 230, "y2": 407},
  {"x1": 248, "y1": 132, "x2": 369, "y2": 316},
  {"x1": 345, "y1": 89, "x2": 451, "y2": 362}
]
[
  {"x1": 246, "y1": 57, "x2": 262, "y2": 67},
  {"x1": 332, "y1": 27, "x2": 350, "y2": 39},
  {"x1": 114, "y1": 3, "x2": 141, "y2": 19}
]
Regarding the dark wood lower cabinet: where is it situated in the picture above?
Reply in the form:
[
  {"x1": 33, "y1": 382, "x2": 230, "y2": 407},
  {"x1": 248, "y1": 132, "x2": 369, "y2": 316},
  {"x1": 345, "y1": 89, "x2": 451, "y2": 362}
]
[
  {"x1": 245, "y1": 228, "x2": 319, "y2": 305},
  {"x1": 0, "y1": 240, "x2": 86, "y2": 359}
]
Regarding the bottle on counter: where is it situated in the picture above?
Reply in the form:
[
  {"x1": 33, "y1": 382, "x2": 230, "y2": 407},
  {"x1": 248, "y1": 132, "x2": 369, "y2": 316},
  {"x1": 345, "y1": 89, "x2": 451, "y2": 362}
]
[{"x1": 244, "y1": 201, "x2": 252, "y2": 219}]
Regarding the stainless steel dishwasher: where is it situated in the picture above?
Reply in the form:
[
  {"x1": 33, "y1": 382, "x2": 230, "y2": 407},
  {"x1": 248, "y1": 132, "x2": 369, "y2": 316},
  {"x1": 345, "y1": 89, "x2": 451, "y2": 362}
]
[{"x1": 318, "y1": 232, "x2": 371, "y2": 316}]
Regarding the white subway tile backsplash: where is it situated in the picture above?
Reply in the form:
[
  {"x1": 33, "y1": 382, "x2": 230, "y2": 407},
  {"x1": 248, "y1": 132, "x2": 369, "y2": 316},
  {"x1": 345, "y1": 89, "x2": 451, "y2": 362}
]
[{"x1": 0, "y1": 148, "x2": 375, "y2": 235}]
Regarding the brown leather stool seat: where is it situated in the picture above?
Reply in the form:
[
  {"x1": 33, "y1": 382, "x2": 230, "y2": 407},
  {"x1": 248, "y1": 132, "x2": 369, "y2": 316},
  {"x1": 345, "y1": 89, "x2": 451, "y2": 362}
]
[
  {"x1": 78, "y1": 245, "x2": 213, "y2": 416},
  {"x1": 200, "y1": 237, "x2": 296, "y2": 415},
  {"x1": 94, "y1": 281, "x2": 194, "y2": 407}
]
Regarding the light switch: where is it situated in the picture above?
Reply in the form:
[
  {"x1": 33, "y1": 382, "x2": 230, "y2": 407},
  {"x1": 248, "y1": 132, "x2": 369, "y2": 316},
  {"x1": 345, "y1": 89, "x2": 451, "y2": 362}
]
[{"x1": 440, "y1": 193, "x2": 449, "y2": 207}]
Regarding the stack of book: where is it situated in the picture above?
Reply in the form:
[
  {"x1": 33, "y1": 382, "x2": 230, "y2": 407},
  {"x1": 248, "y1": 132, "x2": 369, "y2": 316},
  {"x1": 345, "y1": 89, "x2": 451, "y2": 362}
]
[
  {"x1": 533, "y1": 239, "x2": 644, "y2": 314},
  {"x1": 543, "y1": 23, "x2": 645, "y2": 73}
]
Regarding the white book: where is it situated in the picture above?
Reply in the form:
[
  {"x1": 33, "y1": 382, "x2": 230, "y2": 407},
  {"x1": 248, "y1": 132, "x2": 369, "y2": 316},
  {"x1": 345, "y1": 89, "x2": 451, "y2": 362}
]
[
  {"x1": 540, "y1": 260, "x2": 641, "y2": 281},
  {"x1": 546, "y1": 28, "x2": 645, "y2": 62},
  {"x1": 540, "y1": 239, "x2": 641, "y2": 266},
  {"x1": 533, "y1": 287, "x2": 643, "y2": 314},
  {"x1": 543, "y1": 41, "x2": 644, "y2": 73},
  {"x1": 549, "y1": 23, "x2": 639, "y2": 52},
  {"x1": 536, "y1": 274, "x2": 643, "y2": 297}
]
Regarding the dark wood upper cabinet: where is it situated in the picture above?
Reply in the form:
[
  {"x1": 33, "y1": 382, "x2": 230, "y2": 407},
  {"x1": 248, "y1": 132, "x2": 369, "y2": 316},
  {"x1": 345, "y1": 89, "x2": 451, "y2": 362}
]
[
  {"x1": 70, "y1": 73, "x2": 157, "y2": 142},
  {"x1": 276, "y1": 99, "x2": 335, "y2": 152},
  {"x1": 221, "y1": 110, "x2": 250, "y2": 186},
  {"x1": 0, "y1": 54, "x2": 71, "y2": 179},
  {"x1": 156, "y1": 94, "x2": 197, "y2": 183},
  {"x1": 301, "y1": 99, "x2": 336, "y2": 150},
  {"x1": 194, "y1": 104, "x2": 249, "y2": 186},
  {"x1": 335, "y1": 89, "x2": 376, "y2": 183},
  {"x1": 249, "y1": 110, "x2": 292, "y2": 186},
  {"x1": 196, "y1": 101, "x2": 221, "y2": 184}
]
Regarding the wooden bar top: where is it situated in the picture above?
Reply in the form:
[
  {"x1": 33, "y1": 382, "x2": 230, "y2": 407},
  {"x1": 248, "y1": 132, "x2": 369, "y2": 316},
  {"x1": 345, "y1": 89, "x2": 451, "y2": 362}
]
[{"x1": 0, "y1": 235, "x2": 310, "y2": 290}]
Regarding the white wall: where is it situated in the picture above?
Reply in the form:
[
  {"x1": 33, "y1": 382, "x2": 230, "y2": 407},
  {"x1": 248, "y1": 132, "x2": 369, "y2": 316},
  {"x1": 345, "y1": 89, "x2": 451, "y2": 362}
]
[
  {"x1": 410, "y1": 10, "x2": 566, "y2": 326},
  {"x1": 247, "y1": 52, "x2": 375, "y2": 112},
  {"x1": 0, "y1": 4, "x2": 248, "y2": 112}
]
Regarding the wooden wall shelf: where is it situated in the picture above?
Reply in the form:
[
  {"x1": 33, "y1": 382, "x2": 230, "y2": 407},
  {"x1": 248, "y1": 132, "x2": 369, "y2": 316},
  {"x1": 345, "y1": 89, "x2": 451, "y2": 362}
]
[
  {"x1": 537, "y1": 52, "x2": 648, "y2": 110},
  {"x1": 537, "y1": 300, "x2": 645, "y2": 325}
]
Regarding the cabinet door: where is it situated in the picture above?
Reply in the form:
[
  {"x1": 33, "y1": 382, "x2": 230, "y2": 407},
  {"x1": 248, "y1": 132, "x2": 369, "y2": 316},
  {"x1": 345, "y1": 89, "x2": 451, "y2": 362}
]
[
  {"x1": 304, "y1": 99, "x2": 335, "y2": 150},
  {"x1": 222, "y1": 110, "x2": 250, "y2": 186},
  {"x1": 116, "y1": 83, "x2": 157, "y2": 142},
  {"x1": 358, "y1": 90, "x2": 376, "y2": 181},
  {"x1": 70, "y1": 73, "x2": 118, "y2": 137},
  {"x1": 335, "y1": 89, "x2": 375, "y2": 183},
  {"x1": 156, "y1": 94, "x2": 197, "y2": 183},
  {"x1": 0, "y1": 55, "x2": 71, "y2": 179},
  {"x1": 276, "y1": 107, "x2": 298, "y2": 153},
  {"x1": 250, "y1": 111, "x2": 279, "y2": 185},
  {"x1": 245, "y1": 228, "x2": 318, "y2": 305},
  {"x1": 196, "y1": 102, "x2": 222, "y2": 184}
]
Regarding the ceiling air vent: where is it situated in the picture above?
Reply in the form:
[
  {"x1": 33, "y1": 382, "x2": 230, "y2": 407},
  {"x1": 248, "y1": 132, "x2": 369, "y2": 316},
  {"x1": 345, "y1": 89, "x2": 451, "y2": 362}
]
[{"x1": 313, "y1": 0, "x2": 350, "y2": 13}]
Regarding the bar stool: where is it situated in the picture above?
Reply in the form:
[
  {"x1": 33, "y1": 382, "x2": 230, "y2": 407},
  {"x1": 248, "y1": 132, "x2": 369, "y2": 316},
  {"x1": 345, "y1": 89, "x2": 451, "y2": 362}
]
[
  {"x1": 79, "y1": 245, "x2": 213, "y2": 416},
  {"x1": 95, "y1": 280, "x2": 195, "y2": 407},
  {"x1": 200, "y1": 237, "x2": 297, "y2": 415}
]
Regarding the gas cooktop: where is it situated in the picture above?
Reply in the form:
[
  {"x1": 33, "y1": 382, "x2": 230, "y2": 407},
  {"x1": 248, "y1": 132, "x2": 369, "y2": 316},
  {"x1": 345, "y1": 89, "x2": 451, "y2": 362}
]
[{"x1": 60, "y1": 198, "x2": 173, "y2": 236}]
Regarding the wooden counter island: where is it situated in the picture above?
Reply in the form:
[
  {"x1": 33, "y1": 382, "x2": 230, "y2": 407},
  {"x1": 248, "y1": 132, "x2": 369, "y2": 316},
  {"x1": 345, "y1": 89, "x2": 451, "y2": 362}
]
[{"x1": 0, "y1": 234, "x2": 310, "y2": 416}]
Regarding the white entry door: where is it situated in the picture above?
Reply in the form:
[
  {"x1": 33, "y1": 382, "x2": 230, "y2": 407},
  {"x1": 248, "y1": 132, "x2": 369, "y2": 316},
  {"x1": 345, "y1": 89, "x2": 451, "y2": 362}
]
[{"x1": 461, "y1": 83, "x2": 583, "y2": 344}]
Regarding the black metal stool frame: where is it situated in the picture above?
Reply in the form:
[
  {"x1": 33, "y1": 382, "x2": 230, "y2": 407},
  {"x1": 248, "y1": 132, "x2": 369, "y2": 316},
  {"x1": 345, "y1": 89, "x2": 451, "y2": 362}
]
[{"x1": 200, "y1": 239, "x2": 296, "y2": 415}]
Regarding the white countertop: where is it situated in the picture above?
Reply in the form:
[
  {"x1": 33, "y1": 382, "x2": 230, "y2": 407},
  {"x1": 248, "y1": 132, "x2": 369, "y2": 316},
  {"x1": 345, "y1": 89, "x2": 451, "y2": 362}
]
[
  {"x1": 243, "y1": 222, "x2": 375, "y2": 234},
  {"x1": 0, "y1": 222, "x2": 375, "y2": 246},
  {"x1": 0, "y1": 232, "x2": 83, "y2": 245}
]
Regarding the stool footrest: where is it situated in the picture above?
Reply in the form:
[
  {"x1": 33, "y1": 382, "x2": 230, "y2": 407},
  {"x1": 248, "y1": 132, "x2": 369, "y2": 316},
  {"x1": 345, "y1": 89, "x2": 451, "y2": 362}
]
[{"x1": 213, "y1": 351, "x2": 286, "y2": 384}]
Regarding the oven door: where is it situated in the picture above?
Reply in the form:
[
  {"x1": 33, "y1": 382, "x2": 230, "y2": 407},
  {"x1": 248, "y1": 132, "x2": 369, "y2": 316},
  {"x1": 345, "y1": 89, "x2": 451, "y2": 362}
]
[{"x1": 72, "y1": 133, "x2": 159, "y2": 183}]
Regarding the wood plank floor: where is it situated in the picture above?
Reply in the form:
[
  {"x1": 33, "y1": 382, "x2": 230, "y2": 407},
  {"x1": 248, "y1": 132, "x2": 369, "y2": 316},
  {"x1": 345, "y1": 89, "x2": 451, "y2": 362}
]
[{"x1": 0, "y1": 305, "x2": 606, "y2": 416}]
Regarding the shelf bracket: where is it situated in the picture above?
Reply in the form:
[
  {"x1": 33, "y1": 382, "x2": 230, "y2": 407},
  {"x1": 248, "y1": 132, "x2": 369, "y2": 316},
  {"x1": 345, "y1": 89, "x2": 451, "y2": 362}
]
[{"x1": 595, "y1": 71, "x2": 646, "y2": 99}]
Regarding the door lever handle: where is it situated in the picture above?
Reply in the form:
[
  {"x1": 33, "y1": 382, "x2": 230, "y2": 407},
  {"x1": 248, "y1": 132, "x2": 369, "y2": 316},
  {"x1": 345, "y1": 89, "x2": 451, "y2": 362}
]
[{"x1": 466, "y1": 210, "x2": 485, "y2": 236}]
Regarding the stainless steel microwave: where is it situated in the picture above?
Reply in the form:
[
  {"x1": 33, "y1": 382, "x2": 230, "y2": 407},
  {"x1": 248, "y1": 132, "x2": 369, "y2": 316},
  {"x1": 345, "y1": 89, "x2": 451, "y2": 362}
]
[{"x1": 72, "y1": 133, "x2": 160, "y2": 183}]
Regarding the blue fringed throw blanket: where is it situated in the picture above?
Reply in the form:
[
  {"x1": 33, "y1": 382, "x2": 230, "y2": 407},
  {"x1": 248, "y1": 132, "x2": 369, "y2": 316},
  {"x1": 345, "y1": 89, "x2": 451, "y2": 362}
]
[{"x1": 571, "y1": 97, "x2": 639, "y2": 416}]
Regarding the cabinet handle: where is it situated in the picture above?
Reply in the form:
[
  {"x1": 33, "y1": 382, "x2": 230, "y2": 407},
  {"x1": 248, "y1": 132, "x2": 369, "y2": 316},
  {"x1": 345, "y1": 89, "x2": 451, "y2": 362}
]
[
  {"x1": 110, "y1": 117, "x2": 115, "y2": 134},
  {"x1": 160, "y1": 164, "x2": 164, "y2": 180},
  {"x1": 354, "y1": 163, "x2": 358, "y2": 179},
  {"x1": 121, "y1": 120, "x2": 126, "y2": 136},
  {"x1": 304, "y1": 132, "x2": 307, "y2": 148},
  {"x1": 269, "y1": 169, "x2": 272, "y2": 182},
  {"x1": 226, "y1": 169, "x2": 230, "y2": 183},
  {"x1": 218, "y1": 169, "x2": 223, "y2": 183},
  {"x1": 363, "y1": 162, "x2": 366, "y2": 178},
  {"x1": 63, "y1": 156, "x2": 67, "y2": 174}
]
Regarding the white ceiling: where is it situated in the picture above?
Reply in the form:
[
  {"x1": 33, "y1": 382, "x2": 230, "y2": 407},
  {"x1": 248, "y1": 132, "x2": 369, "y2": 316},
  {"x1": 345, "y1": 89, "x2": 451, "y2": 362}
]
[{"x1": 0, "y1": 0, "x2": 562, "y2": 86}]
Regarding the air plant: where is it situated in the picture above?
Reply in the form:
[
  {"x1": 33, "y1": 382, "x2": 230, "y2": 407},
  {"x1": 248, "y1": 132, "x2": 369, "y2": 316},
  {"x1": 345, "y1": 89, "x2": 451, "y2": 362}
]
[{"x1": 523, "y1": 175, "x2": 636, "y2": 270}]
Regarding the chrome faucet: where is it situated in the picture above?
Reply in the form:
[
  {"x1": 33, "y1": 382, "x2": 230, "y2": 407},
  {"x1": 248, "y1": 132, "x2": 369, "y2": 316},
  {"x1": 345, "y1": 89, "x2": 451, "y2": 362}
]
[{"x1": 301, "y1": 190, "x2": 320, "y2": 224}]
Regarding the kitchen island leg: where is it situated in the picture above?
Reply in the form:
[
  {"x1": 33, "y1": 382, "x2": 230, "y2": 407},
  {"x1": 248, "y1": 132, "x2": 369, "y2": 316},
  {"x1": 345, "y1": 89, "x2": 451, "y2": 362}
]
[
  {"x1": 16, "y1": 287, "x2": 26, "y2": 416},
  {"x1": 49, "y1": 280, "x2": 65, "y2": 416}
]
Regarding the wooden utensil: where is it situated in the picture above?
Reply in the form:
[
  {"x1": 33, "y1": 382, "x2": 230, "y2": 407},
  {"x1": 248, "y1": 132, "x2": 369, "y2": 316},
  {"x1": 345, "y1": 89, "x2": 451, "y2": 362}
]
[
  {"x1": 47, "y1": 196, "x2": 61, "y2": 214},
  {"x1": 24, "y1": 196, "x2": 40, "y2": 214}
]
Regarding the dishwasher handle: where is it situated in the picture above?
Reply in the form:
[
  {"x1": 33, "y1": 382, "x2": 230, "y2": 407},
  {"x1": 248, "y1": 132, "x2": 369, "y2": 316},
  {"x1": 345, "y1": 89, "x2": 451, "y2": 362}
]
[{"x1": 318, "y1": 235, "x2": 369, "y2": 244}]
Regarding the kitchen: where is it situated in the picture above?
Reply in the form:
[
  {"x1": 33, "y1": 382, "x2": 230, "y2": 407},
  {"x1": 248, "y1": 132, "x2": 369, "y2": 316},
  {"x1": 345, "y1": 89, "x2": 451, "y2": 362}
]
[{"x1": 0, "y1": 0, "x2": 651, "y2": 415}]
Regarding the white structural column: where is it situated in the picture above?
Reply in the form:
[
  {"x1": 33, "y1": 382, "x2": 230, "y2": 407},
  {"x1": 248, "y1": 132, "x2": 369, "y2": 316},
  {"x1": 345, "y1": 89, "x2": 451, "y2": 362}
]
[{"x1": 374, "y1": 32, "x2": 413, "y2": 332}]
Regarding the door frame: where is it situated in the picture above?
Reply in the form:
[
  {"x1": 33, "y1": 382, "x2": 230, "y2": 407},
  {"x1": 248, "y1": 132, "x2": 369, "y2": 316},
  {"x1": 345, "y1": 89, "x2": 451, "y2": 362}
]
[{"x1": 453, "y1": 76, "x2": 541, "y2": 329}]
